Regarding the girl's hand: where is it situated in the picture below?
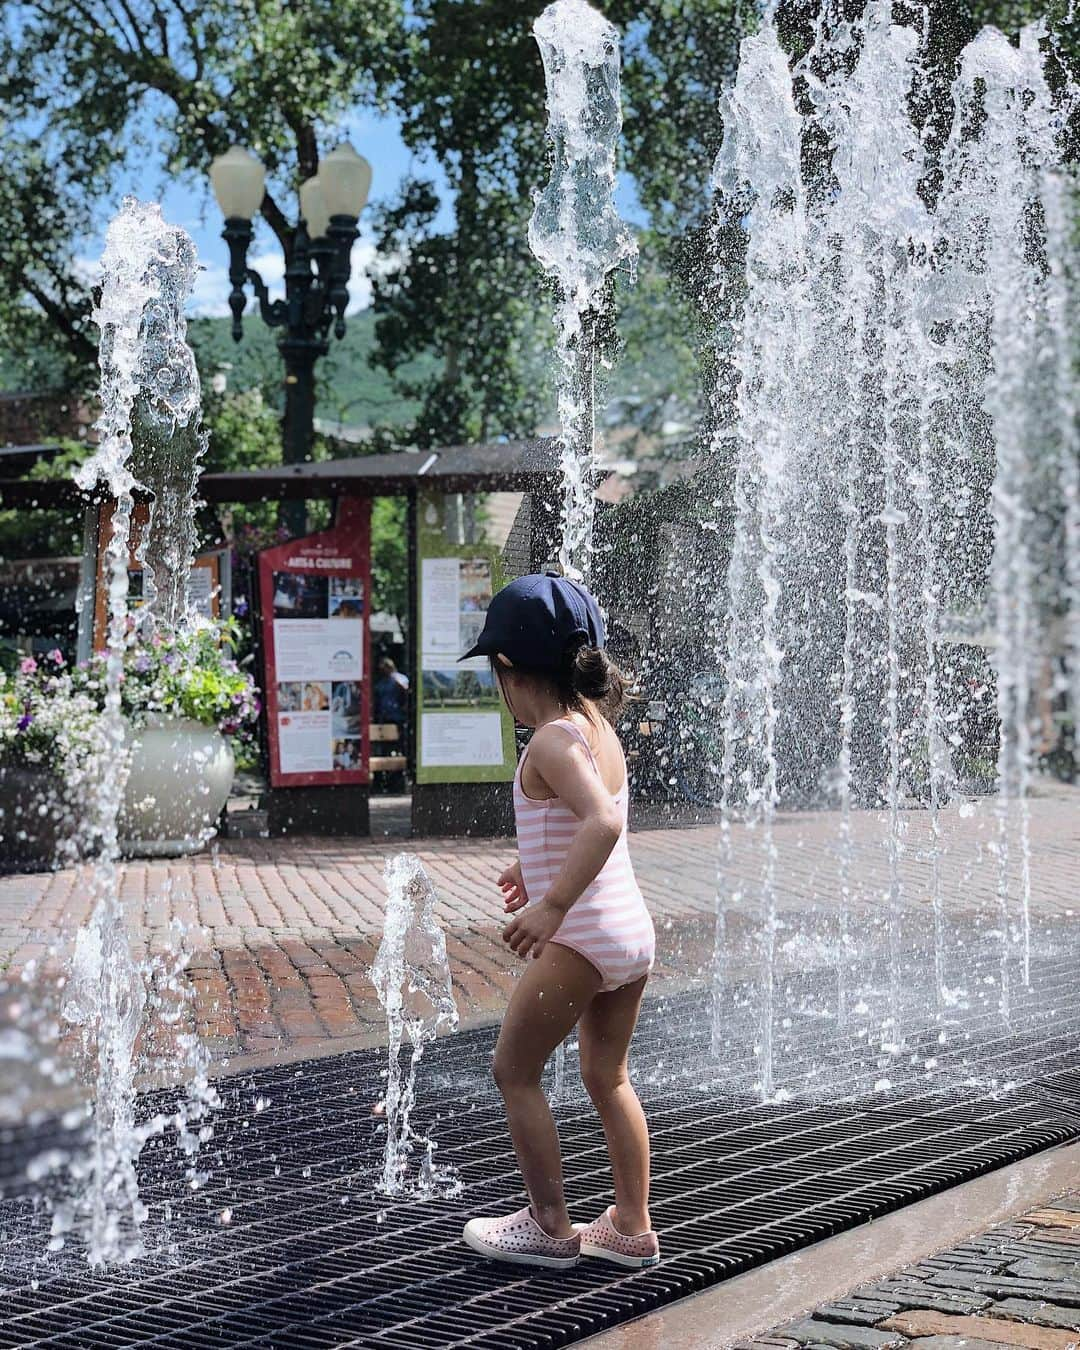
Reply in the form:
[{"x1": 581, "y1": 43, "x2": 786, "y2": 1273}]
[
  {"x1": 502, "y1": 900, "x2": 564, "y2": 960},
  {"x1": 498, "y1": 859, "x2": 529, "y2": 914}
]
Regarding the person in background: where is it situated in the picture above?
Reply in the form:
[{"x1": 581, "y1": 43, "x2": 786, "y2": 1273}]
[
  {"x1": 374, "y1": 658, "x2": 409, "y2": 724},
  {"x1": 374, "y1": 658, "x2": 410, "y2": 766}
]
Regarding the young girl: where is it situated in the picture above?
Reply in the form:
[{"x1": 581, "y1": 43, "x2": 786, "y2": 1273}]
[{"x1": 458, "y1": 574, "x2": 659, "y2": 1270}]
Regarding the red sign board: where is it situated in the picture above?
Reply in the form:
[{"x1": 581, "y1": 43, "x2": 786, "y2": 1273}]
[{"x1": 258, "y1": 497, "x2": 372, "y2": 787}]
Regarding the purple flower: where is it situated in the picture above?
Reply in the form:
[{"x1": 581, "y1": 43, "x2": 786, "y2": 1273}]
[
  {"x1": 17, "y1": 713, "x2": 33, "y2": 732},
  {"x1": 233, "y1": 597, "x2": 249, "y2": 617},
  {"x1": 134, "y1": 652, "x2": 152, "y2": 673}
]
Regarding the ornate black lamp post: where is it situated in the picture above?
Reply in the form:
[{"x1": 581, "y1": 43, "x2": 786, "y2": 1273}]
[{"x1": 209, "y1": 143, "x2": 372, "y2": 536}]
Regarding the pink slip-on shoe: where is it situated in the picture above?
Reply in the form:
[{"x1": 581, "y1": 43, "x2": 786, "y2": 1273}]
[
  {"x1": 462, "y1": 1206, "x2": 580, "y2": 1269},
  {"x1": 576, "y1": 1207, "x2": 660, "y2": 1268}
]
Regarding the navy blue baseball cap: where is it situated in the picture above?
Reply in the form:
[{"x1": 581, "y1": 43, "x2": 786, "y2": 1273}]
[{"x1": 459, "y1": 574, "x2": 606, "y2": 673}]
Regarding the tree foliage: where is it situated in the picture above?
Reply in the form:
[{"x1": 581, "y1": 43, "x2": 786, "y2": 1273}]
[
  {"x1": 1, "y1": 0, "x2": 1076, "y2": 456},
  {"x1": 365, "y1": 0, "x2": 755, "y2": 451},
  {"x1": 367, "y1": 0, "x2": 550, "y2": 449},
  {"x1": 367, "y1": 178, "x2": 548, "y2": 450},
  {"x1": 0, "y1": 0, "x2": 406, "y2": 391}
]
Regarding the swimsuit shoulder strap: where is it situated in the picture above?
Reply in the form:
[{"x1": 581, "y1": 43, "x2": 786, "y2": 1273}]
[
  {"x1": 543, "y1": 717, "x2": 629, "y2": 804},
  {"x1": 547, "y1": 716, "x2": 605, "y2": 775}
]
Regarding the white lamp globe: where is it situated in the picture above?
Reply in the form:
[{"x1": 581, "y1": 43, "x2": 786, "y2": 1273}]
[
  {"x1": 209, "y1": 146, "x2": 266, "y2": 221},
  {"x1": 299, "y1": 176, "x2": 331, "y2": 239},
  {"x1": 320, "y1": 142, "x2": 373, "y2": 220}
]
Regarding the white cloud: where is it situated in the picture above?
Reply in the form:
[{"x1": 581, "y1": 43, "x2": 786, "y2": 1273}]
[
  {"x1": 247, "y1": 249, "x2": 287, "y2": 298},
  {"x1": 188, "y1": 262, "x2": 232, "y2": 318}
]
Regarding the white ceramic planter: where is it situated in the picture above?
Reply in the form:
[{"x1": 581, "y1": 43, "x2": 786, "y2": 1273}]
[{"x1": 118, "y1": 716, "x2": 235, "y2": 858}]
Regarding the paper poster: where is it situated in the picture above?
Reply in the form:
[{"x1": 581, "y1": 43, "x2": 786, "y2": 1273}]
[
  {"x1": 259, "y1": 498, "x2": 371, "y2": 788},
  {"x1": 116, "y1": 564, "x2": 215, "y2": 619},
  {"x1": 421, "y1": 712, "x2": 506, "y2": 768},
  {"x1": 277, "y1": 710, "x2": 332, "y2": 774},
  {"x1": 187, "y1": 564, "x2": 216, "y2": 618},
  {"x1": 270, "y1": 573, "x2": 365, "y2": 775},
  {"x1": 415, "y1": 493, "x2": 516, "y2": 784},
  {"x1": 272, "y1": 617, "x2": 363, "y2": 683},
  {"x1": 421, "y1": 666, "x2": 499, "y2": 707},
  {"x1": 421, "y1": 558, "x2": 462, "y2": 664},
  {"x1": 92, "y1": 500, "x2": 228, "y2": 649},
  {"x1": 421, "y1": 556, "x2": 495, "y2": 675}
]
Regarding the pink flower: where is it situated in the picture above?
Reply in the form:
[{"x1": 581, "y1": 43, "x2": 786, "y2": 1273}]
[
  {"x1": 19, "y1": 657, "x2": 38, "y2": 675},
  {"x1": 48, "y1": 649, "x2": 64, "y2": 665}
]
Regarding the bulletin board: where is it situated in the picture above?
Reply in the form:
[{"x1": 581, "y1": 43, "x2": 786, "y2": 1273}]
[
  {"x1": 257, "y1": 496, "x2": 372, "y2": 788},
  {"x1": 415, "y1": 489, "x2": 516, "y2": 785}
]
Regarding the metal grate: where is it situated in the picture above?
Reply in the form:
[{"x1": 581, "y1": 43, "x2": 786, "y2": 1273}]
[{"x1": 0, "y1": 972, "x2": 1079, "y2": 1349}]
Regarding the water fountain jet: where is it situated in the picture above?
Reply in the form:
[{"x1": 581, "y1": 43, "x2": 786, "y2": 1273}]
[
  {"x1": 530, "y1": 0, "x2": 637, "y2": 583},
  {"x1": 708, "y1": 5, "x2": 1079, "y2": 1097},
  {"x1": 372, "y1": 854, "x2": 460, "y2": 1199},
  {"x1": 56, "y1": 198, "x2": 215, "y2": 1263}
]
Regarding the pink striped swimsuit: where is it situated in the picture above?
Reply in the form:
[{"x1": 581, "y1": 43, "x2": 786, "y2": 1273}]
[{"x1": 514, "y1": 717, "x2": 655, "y2": 993}]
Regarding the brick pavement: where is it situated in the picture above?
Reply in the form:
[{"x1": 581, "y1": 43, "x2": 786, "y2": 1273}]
[
  {"x1": 0, "y1": 784, "x2": 1077, "y2": 1071},
  {"x1": 737, "y1": 1193, "x2": 1080, "y2": 1350}
]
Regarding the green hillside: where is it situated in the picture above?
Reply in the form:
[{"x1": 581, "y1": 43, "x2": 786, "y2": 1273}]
[
  {"x1": 187, "y1": 268, "x2": 700, "y2": 445},
  {"x1": 186, "y1": 309, "x2": 436, "y2": 431},
  {"x1": 3, "y1": 269, "x2": 702, "y2": 448}
]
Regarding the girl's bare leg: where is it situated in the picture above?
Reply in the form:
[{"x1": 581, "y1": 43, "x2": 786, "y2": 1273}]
[
  {"x1": 492, "y1": 944, "x2": 602, "y2": 1238},
  {"x1": 578, "y1": 975, "x2": 651, "y2": 1234}
]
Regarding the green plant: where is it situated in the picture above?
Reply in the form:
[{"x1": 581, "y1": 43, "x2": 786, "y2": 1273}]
[
  {"x1": 72, "y1": 618, "x2": 261, "y2": 747},
  {"x1": 0, "y1": 650, "x2": 107, "y2": 773}
]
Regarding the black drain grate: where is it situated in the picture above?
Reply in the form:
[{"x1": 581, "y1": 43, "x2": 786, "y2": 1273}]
[{"x1": 0, "y1": 974, "x2": 1079, "y2": 1349}]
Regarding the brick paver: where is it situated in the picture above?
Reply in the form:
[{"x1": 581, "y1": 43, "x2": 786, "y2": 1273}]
[
  {"x1": 737, "y1": 1193, "x2": 1080, "y2": 1350},
  {"x1": 1, "y1": 784, "x2": 1077, "y2": 1070}
]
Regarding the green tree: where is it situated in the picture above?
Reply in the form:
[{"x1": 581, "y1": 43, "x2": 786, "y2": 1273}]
[
  {"x1": 367, "y1": 0, "x2": 551, "y2": 450},
  {"x1": 368, "y1": 0, "x2": 756, "y2": 455},
  {"x1": 4, "y1": 0, "x2": 1073, "y2": 462},
  {"x1": 0, "y1": 0, "x2": 406, "y2": 392},
  {"x1": 370, "y1": 496, "x2": 408, "y2": 620}
]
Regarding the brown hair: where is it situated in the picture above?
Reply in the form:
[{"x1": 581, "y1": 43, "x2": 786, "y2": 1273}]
[{"x1": 495, "y1": 639, "x2": 628, "y2": 723}]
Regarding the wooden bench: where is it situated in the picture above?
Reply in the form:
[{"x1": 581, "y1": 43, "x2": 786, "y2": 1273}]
[{"x1": 369, "y1": 722, "x2": 407, "y2": 774}]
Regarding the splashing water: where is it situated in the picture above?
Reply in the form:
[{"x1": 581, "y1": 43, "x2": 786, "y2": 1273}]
[
  {"x1": 56, "y1": 198, "x2": 215, "y2": 1263},
  {"x1": 530, "y1": 0, "x2": 637, "y2": 581},
  {"x1": 712, "y1": 22, "x2": 810, "y2": 1099},
  {"x1": 709, "y1": 6, "x2": 1078, "y2": 1098},
  {"x1": 371, "y1": 855, "x2": 460, "y2": 1198},
  {"x1": 530, "y1": 0, "x2": 636, "y2": 1096},
  {"x1": 939, "y1": 24, "x2": 1074, "y2": 1010}
]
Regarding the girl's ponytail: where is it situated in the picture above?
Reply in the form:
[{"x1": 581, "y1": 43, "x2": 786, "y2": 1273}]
[{"x1": 559, "y1": 640, "x2": 628, "y2": 721}]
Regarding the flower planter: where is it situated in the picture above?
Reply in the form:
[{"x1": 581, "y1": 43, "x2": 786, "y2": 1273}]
[
  {"x1": 0, "y1": 764, "x2": 76, "y2": 872},
  {"x1": 118, "y1": 716, "x2": 235, "y2": 858}
]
